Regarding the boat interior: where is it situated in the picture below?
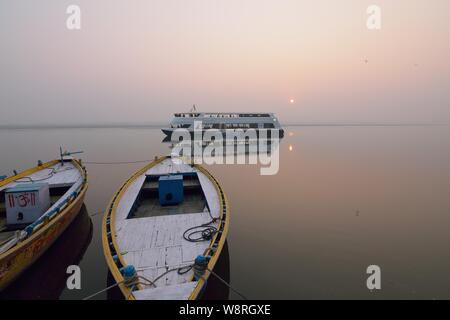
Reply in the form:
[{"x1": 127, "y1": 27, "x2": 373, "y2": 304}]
[
  {"x1": 0, "y1": 161, "x2": 81, "y2": 246},
  {"x1": 127, "y1": 172, "x2": 208, "y2": 219}
]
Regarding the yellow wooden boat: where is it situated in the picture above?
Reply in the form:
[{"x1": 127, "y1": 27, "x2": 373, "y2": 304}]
[
  {"x1": 0, "y1": 156, "x2": 88, "y2": 291},
  {"x1": 102, "y1": 155, "x2": 229, "y2": 300}
]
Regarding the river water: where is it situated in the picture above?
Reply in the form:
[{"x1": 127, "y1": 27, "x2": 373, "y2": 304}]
[{"x1": 1, "y1": 125, "x2": 450, "y2": 299}]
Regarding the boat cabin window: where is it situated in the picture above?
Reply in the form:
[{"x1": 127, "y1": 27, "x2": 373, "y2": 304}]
[
  {"x1": 239, "y1": 114, "x2": 271, "y2": 117},
  {"x1": 174, "y1": 113, "x2": 200, "y2": 118}
]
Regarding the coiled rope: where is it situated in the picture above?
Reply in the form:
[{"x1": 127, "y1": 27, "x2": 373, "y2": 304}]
[{"x1": 183, "y1": 219, "x2": 218, "y2": 242}]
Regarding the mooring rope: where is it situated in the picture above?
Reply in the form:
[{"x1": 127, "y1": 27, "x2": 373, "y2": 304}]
[
  {"x1": 88, "y1": 210, "x2": 104, "y2": 217},
  {"x1": 83, "y1": 275, "x2": 158, "y2": 300},
  {"x1": 206, "y1": 267, "x2": 248, "y2": 300},
  {"x1": 82, "y1": 265, "x2": 248, "y2": 300},
  {"x1": 82, "y1": 280, "x2": 126, "y2": 300},
  {"x1": 82, "y1": 270, "x2": 177, "y2": 300},
  {"x1": 83, "y1": 159, "x2": 155, "y2": 165}
]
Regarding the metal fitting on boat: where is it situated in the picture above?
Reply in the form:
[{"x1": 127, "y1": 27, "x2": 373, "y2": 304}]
[
  {"x1": 24, "y1": 225, "x2": 34, "y2": 236},
  {"x1": 120, "y1": 265, "x2": 138, "y2": 288},
  {"x1": 193, "y1": 255, "x2": 208, "y2": 280}
]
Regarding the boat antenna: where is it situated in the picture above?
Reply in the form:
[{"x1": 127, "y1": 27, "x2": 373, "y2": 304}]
[
  {"x1": 59, "y1": 146, "x2": 84, "y2": 166},
  {"x1": 191, "y1": 104, "x2": 197, "y2": 112}
]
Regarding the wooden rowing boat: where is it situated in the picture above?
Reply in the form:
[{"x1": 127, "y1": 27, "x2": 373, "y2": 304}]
[
  {"x1": 102, "y1": 156, "x2": 229, "y2": 300},
  {"x1": 0, "y1": 157, "x2": 88, "y2": 291}
]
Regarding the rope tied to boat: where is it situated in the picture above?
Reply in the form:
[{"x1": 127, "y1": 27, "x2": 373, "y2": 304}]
[
  {"x1": 205, "y1": 267, "x2": 248, "y2": 300},
  {"x1": 193, "y1": 255, "x2": 208, "y2": 280},
  {"x1": 121, "y1": 265, "x2": 139, "y2": 289},
  {"x1": 82, "y1": 276, "x2": 151, "y2": 300},
  {"x1": 88, "y1": 210, "x2": 104, "y2": 217},
  {"x1": 83, "y1": 159, "x2": 155, "y2": 165}
]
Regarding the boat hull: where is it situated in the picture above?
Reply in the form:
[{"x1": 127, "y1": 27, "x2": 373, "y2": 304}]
[
  {"x1": 0, "y1": 160, "x2": 88, "y2": 291},
  {"x1": 102, "y1": 156, "x2": 230, "y2": 300}
]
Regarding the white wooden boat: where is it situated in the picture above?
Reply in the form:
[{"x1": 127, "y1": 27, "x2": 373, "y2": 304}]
[
  {"x1": 102, "y1": 156, "x2": 229, "y2": 300},
  {"x1": 0, "y1": 156, "x2": 88, "y2": 290}
]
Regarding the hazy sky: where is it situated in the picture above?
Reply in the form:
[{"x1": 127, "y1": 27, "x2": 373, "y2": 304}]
[{"x1": 0, "y1": 1, "x2": 449, "y2": 125}]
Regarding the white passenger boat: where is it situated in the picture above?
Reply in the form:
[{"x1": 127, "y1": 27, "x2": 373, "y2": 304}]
[
  {"x1": 162, "y1": 112, "x2": 284, "y2": 139},
  {"x1": 102, "y1": 156, "x2": 229, "y2": 300}
]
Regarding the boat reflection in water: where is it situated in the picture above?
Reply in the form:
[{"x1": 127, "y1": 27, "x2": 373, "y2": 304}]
[
  {"x1": 162, "y1": 135, "x2": 282, "y2": 165},
  {"x1": 163, "y1": 134, "x2": 283, "y2": 176},
  {"x1": 107, "y1": 240, "x2": 231, "y2": 300},
  {"x1": 0, "y1": 205, "x2": 93, "y2": 300}
]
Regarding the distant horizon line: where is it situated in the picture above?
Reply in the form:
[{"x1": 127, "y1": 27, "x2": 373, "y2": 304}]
[{"x1": 0, "y1": 121, "x2": 448, "y2": 130}]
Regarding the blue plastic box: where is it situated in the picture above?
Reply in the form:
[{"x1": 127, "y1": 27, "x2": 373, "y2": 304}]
[{"x1": 158, "y1": 175, "x2": 184, "y2": 206}]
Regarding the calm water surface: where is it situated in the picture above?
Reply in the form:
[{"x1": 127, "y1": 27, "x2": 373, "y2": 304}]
[{"x1": 1, "y1": 125, "x2": 450, "y2": 299}]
